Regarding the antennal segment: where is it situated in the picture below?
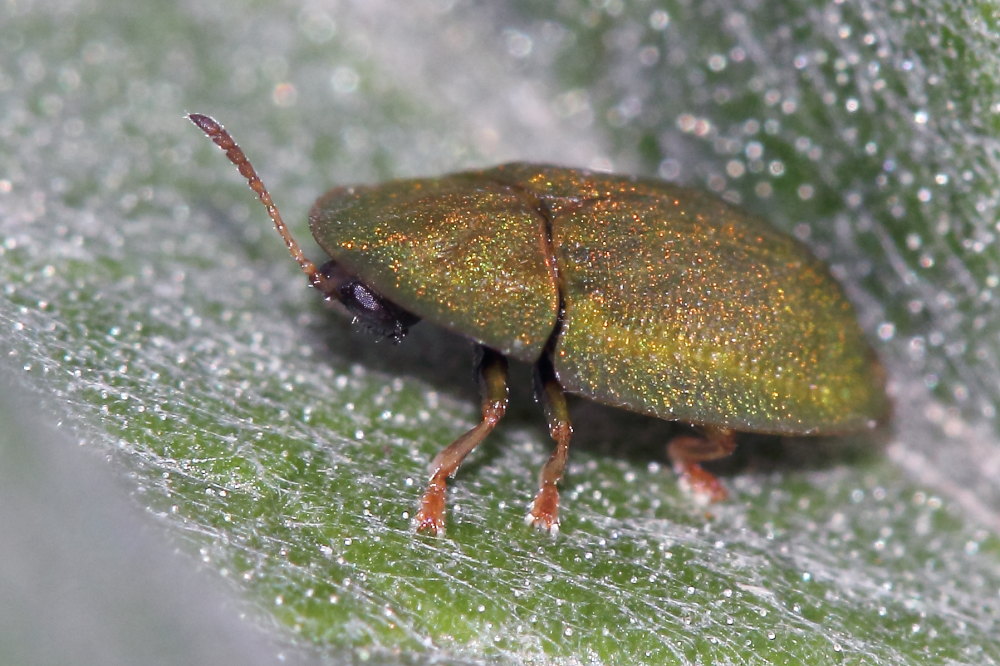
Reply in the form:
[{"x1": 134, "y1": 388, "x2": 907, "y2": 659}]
[{"x1": 187, "y1": 113, "x2": 330, "y2": 293}]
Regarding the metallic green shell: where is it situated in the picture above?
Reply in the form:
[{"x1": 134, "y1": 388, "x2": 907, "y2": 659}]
[{"x1": 310, "y1": 163, "x2": 888, "y2": 435}]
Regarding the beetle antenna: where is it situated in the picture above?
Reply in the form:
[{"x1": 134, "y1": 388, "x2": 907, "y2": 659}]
[{"x1": 187, "y1": 113, "x2": 331, "y2": 293}]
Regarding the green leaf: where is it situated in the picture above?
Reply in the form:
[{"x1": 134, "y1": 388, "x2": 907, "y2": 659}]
[{"x1": 2, "y1": 0, "x2": 999, "y2": 664}]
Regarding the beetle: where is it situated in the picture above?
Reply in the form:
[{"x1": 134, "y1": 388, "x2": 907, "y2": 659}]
[{"x1": 188, "y1": 113, "x2": 888, "y2": 536}]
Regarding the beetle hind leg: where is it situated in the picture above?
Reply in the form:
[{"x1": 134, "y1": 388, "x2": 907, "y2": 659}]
[
  {"x1": 667, "y1": 426, "x2": 737, "y2": 504},
  {"x1": 414, "y1": 346, "x2": 508, "y2": 536},
  {"x1": 526, "y1": 355, "x2": 573, "y2": 536}
]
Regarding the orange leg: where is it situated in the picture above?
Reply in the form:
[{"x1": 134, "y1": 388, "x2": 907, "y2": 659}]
[
  {"x1": 414, "y1": 346, "x2": 508, "y2": 536},
  {"x1": 667, "y1": 426, "x2": 737, "y2": 504},
  {"x1": 526, "y1": 355, "x2": 573, "y2": 535}
]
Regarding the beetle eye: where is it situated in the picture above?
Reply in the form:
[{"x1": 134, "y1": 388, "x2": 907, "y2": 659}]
[
  {"x1": 344, "y1": 281, "x2": 381, "y2": 313},
  {"x1": 319, "y1": 261, "x2": 420, "y2": 343},
  {"x1": 339, "y1": 280, "x2": 421, "y2": 343}
]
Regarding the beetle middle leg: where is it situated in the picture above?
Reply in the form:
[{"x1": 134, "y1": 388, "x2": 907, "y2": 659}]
[
  {"x1": 414, "y1": 346, "x2": 508, "y2": 536},
  {"x1": 526, "y1": 354, "x2": 573, "y2": 535},
  {"x1": 667, "y1": 426, "x2": 737, "y2": 503}
]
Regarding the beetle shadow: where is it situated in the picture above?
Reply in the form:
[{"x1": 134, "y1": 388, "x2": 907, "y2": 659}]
[
  {"x1": 303, "y1": 312, "x2": 553, "y2": 476},
  {"x1": 200, "y1": 200, "x2": 282, "y2": 266},
  {"x1": 561, "y1": 397, "x2": 889, "y2": 480},
  {"x1": 299, "y1": 305, "x2": 888, "y2": 481},
  {"x1": 304, "y1": 308, "x2": 485, "y2": 394}
]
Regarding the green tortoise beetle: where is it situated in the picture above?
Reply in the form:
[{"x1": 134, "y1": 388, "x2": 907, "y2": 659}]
[{"x1": 188, "y1": 113, "x2": 889, "y2": 536}]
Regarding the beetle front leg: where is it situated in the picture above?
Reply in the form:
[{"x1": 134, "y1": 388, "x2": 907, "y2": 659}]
[
  {"x1": 526, "y1": 355, "x2": 573, "y2": 535},
  {"x1": 667, "y1": 426, "x2": 737, "y2": 503},
  {"x1": 414, "y1": 346, "x2": 508, "y2": 536}
]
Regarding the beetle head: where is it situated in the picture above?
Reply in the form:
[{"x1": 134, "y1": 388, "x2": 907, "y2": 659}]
[{"x1": 319, "y1": 260, "x2": 421, "y2": 344}]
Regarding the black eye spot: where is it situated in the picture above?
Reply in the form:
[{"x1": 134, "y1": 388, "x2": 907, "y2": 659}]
[
  {"x1": 338, "y1": 279, "x2": 421, "y2": 343},
  {"x1": 348, "y1": 282, "x2": 381, "y2": 313},
  {"x1": 315, "y1": 260, "x2": 420, "y2": 343}
]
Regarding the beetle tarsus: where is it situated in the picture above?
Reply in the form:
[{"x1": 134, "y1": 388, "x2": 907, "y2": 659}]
[
  {"x1": 674, "y1": 462, "x2": 729, "y2": 504},
  {"x1": 526, "y1": 487, "x2": 561, "y2": 535},
  {"x1": 414, "y1": 480, "x2": 447, "y2": 536}
]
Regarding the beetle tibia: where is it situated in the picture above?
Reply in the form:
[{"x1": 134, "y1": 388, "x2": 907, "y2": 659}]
[
  {"x1": 414, "y1": 347, "x2": 508, "y2": 535},
  {"x1": 525, "y1": 355, "x2": 573, "y2": 536}
]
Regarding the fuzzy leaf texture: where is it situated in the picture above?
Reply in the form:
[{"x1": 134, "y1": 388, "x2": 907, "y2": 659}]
[{"x1": 1, "y1": 0, "x2": 999, "y2": 664}]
